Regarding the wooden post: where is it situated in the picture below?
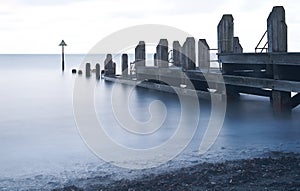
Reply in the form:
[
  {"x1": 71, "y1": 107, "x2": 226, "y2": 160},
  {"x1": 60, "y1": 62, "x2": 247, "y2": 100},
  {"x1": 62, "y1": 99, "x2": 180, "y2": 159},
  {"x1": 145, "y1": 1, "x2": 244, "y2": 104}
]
[
  {"x1": 113, "y1": 61, "x2": 116, "y2": 75},
  {"x1": 217, "y1": 15, "x2": 240, "y2": 99},
  {"x1": 198, "y1": 39, "x2": 210, "y2": 71},
  {"x1": 173, "y1": 41, "x2": 181, "y2": 67},
  {"x1": 267, "y1": 6, "x2": 291, "y2": 116},
  {"x1": 135, "y1": 41, "x2": 145, "y2": 67},
  {"x1": 218, "y1": 15, "x2": 234, "y2": 53},
  {"x1": 217, "y1": 15, "x2": 234, "y2": 74},
  {"x1": 157, "y1": 39, "x2": 168, "y2": 68},
  {"x1": 267, "y1": 6, "x2": 287, "y2": 77},
  {"x1": 233, "y1": 37, "x2": 243, "y2": 53},
  {"x1": 96, "y1": 63, "x2": 100, "y2": 80},
  {"x1": 86, "y1": 63, "x2": 91, "y2": 77},
  {"x1": 104, "y1": 54, "x2": 114, "y2": 76},
  {"x1": 182, "y1": 37, "x2": 196, "y2": 70},
  {"x1": 122, "y1": 54, "x2": 128, "y2": 77}
]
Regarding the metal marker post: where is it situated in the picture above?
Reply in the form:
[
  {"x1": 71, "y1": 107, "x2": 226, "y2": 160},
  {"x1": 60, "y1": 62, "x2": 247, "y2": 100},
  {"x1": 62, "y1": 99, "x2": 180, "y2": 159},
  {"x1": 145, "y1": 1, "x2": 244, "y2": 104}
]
[{"x1": 59, "y1": 40, "x2": 67, "y2": 72}]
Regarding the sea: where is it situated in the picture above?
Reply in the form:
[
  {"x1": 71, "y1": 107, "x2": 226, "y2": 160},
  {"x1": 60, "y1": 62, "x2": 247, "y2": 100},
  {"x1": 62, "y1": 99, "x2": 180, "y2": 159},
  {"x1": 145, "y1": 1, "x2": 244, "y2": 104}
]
[{"x1": 0, "y1": 54, "x2": 299, "y2": 190}]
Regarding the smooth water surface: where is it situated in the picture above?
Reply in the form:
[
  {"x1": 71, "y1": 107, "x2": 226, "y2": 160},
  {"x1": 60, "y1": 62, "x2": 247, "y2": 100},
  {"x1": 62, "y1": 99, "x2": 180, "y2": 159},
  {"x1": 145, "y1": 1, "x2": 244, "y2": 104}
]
[{"x1": 0, "y1": 54, "x2": 299, "y2": 190}]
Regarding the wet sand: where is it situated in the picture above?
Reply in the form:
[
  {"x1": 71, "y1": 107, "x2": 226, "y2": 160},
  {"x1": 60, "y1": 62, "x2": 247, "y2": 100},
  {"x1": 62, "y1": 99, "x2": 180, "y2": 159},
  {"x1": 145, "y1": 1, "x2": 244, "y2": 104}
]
[{"x1": 55, "y1": 152, "x2": 300, "y2": 191}]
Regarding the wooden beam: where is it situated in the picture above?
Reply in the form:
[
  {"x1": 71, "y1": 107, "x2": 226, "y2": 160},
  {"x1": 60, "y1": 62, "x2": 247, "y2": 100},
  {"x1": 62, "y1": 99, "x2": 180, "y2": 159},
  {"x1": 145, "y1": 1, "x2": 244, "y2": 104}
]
[
  {"x1": 236, "y1": 86, "x2": 272, "y2": 97},
  {"x1": 188, "y1": 72, "x2": 300, "y2": 92},
  {"x1": 222, "y1": 75, "x2": 300, "y2": 92},
  {"x1": 218, "y1": 53, "x2": 300, "y2": 66},
  {"x1": 136, "y1": 67, "x2": 300, "y2": 92}
]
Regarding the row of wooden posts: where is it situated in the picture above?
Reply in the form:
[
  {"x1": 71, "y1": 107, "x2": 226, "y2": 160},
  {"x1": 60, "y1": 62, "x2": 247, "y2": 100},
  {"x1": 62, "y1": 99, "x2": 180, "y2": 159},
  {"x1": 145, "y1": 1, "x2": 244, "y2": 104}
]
[
  {"x1": 132, "y1": 37, "x2": 212, "y2": 71},
  {"x1": 72, "y1": 63, "x2": 102, "y2": 80},
  {"x1": 69, "y1": 6, "x2": 299, "y2": 116},
  {"x1": 76, "y1": 35, "x2": 213, "y2": 78}
]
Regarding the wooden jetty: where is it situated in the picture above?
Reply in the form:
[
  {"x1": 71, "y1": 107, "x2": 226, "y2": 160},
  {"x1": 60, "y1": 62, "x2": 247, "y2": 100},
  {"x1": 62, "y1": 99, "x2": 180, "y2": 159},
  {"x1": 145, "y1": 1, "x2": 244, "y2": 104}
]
[{"x1": 101, "y1": 6, "x2": 300, "y2": 116}]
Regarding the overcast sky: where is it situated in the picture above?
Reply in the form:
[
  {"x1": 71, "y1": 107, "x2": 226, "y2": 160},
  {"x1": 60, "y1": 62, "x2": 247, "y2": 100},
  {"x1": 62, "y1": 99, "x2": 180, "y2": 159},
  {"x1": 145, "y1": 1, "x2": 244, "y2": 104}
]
[{"x1": 0, "y1": 0, "x2": 299, "y2": 54}]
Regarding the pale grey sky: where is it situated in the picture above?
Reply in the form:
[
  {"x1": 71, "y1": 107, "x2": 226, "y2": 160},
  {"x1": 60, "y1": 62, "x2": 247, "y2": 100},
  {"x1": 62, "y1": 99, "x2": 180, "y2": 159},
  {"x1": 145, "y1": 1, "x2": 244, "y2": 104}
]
[{"x1": 0, "y1": 0, "x2": 299, "y2": 53}]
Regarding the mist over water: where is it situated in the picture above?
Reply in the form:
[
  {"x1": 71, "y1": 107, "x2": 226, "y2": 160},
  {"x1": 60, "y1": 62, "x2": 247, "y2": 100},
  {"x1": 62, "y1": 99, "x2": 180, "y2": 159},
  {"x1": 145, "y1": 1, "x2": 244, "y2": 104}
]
[{"x1": 0, "y1": 54, "x2": 299, "y2": 190}]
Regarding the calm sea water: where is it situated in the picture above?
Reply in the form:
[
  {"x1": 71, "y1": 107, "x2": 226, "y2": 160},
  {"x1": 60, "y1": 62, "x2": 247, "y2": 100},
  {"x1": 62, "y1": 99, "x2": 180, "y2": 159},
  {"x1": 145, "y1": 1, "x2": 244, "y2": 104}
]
[{"x1": 0, "y1": 54, "x2": 299, "y2": 190}]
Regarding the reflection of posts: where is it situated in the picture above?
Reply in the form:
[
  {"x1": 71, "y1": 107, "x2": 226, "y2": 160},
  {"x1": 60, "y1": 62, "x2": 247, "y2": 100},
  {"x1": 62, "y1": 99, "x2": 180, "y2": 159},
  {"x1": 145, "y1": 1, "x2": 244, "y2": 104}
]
[
  {"x1": 104, "y1": 54, "x2": 116, "y2": 76},
  {"x1": 86, "y1": 63, "x2": 91, "y2": 77}
]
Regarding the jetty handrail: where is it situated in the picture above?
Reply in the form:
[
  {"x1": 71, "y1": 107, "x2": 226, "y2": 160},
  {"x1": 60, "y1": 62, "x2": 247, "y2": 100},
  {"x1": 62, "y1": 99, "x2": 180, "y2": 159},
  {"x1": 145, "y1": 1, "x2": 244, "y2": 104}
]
[{"x1": 255, "y1": 30, "x2": 268, "y2": 53}]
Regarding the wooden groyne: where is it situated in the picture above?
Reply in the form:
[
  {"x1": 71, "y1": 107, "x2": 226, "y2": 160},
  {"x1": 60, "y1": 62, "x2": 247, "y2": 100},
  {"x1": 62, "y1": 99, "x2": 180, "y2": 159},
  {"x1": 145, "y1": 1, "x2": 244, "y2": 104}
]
[{"x1": 93, "y1": 6, "x2": 300, "y2": 116}]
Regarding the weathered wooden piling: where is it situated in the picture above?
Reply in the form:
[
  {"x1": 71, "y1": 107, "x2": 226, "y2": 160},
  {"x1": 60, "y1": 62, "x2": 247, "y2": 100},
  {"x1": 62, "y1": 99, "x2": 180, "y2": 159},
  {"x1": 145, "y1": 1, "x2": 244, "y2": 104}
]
[
  {"x1": 182, "y1": 37, "x2": 196, "y2": 70},
  {"x1": 267, "y1": 6, "x2": 291, "y2": 116},
  {"x1": 122, "y1": 54, "x2": 128, "y2": 77},
  {"x1": 104, "y1": 54, "x2": 116, "y2": 76},
  {"x1": 218, "y1": 15, "x2": 266, "y2": 77},
  {"x1": 198, "y1": 39, "x2": 210, "y2": 70},
  {"x1": 267, "y1": 7, "x2": 287, "y2": 53},
  {"x1": 173, "y1": 41, "x2": 181, "y2": 67},
  {"x1": 218, "y1": 15, "x2": 234, "y2": 54},
  {"x1": 135, "y1": 41, "x2": 145, "y2": 67},
  {"x1": 267, "y1": 6, "x2": 287, "y2": 77},
  {"x1": 233, "y1": 37, "x2": 243, "y2": 53},
  {"x1": 156, "y1": 39, "x2": 169, "y2": 68},
  {"x1": 218, "y1": 15, "x2": 234, "y2": 74},
  {"x1": 95, "y1": 63, "x2": 100, "y2": 80},
  {"x1": 86, "y1": 63, "x2": 91, "y2": 77},
  {"x1": 217, "y1": 15, "x2": 242, "y2": 98}
]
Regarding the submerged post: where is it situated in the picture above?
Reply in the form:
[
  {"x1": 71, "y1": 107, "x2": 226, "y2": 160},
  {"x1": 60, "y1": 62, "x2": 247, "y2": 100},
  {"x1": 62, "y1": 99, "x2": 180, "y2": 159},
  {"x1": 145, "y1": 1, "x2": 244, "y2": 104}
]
[
  {"x1": 104, "y1": 54, "x2": 116, "y2": 76},
  {"x1": 86, "y1": 63, "x2": 91, "y2": 77},
  {"x1": 95, "y1": 63, "x2": 100, "y2": 80},
  {"x1": 59, "y1": 40, "x2": 67, "y2": 72}
]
